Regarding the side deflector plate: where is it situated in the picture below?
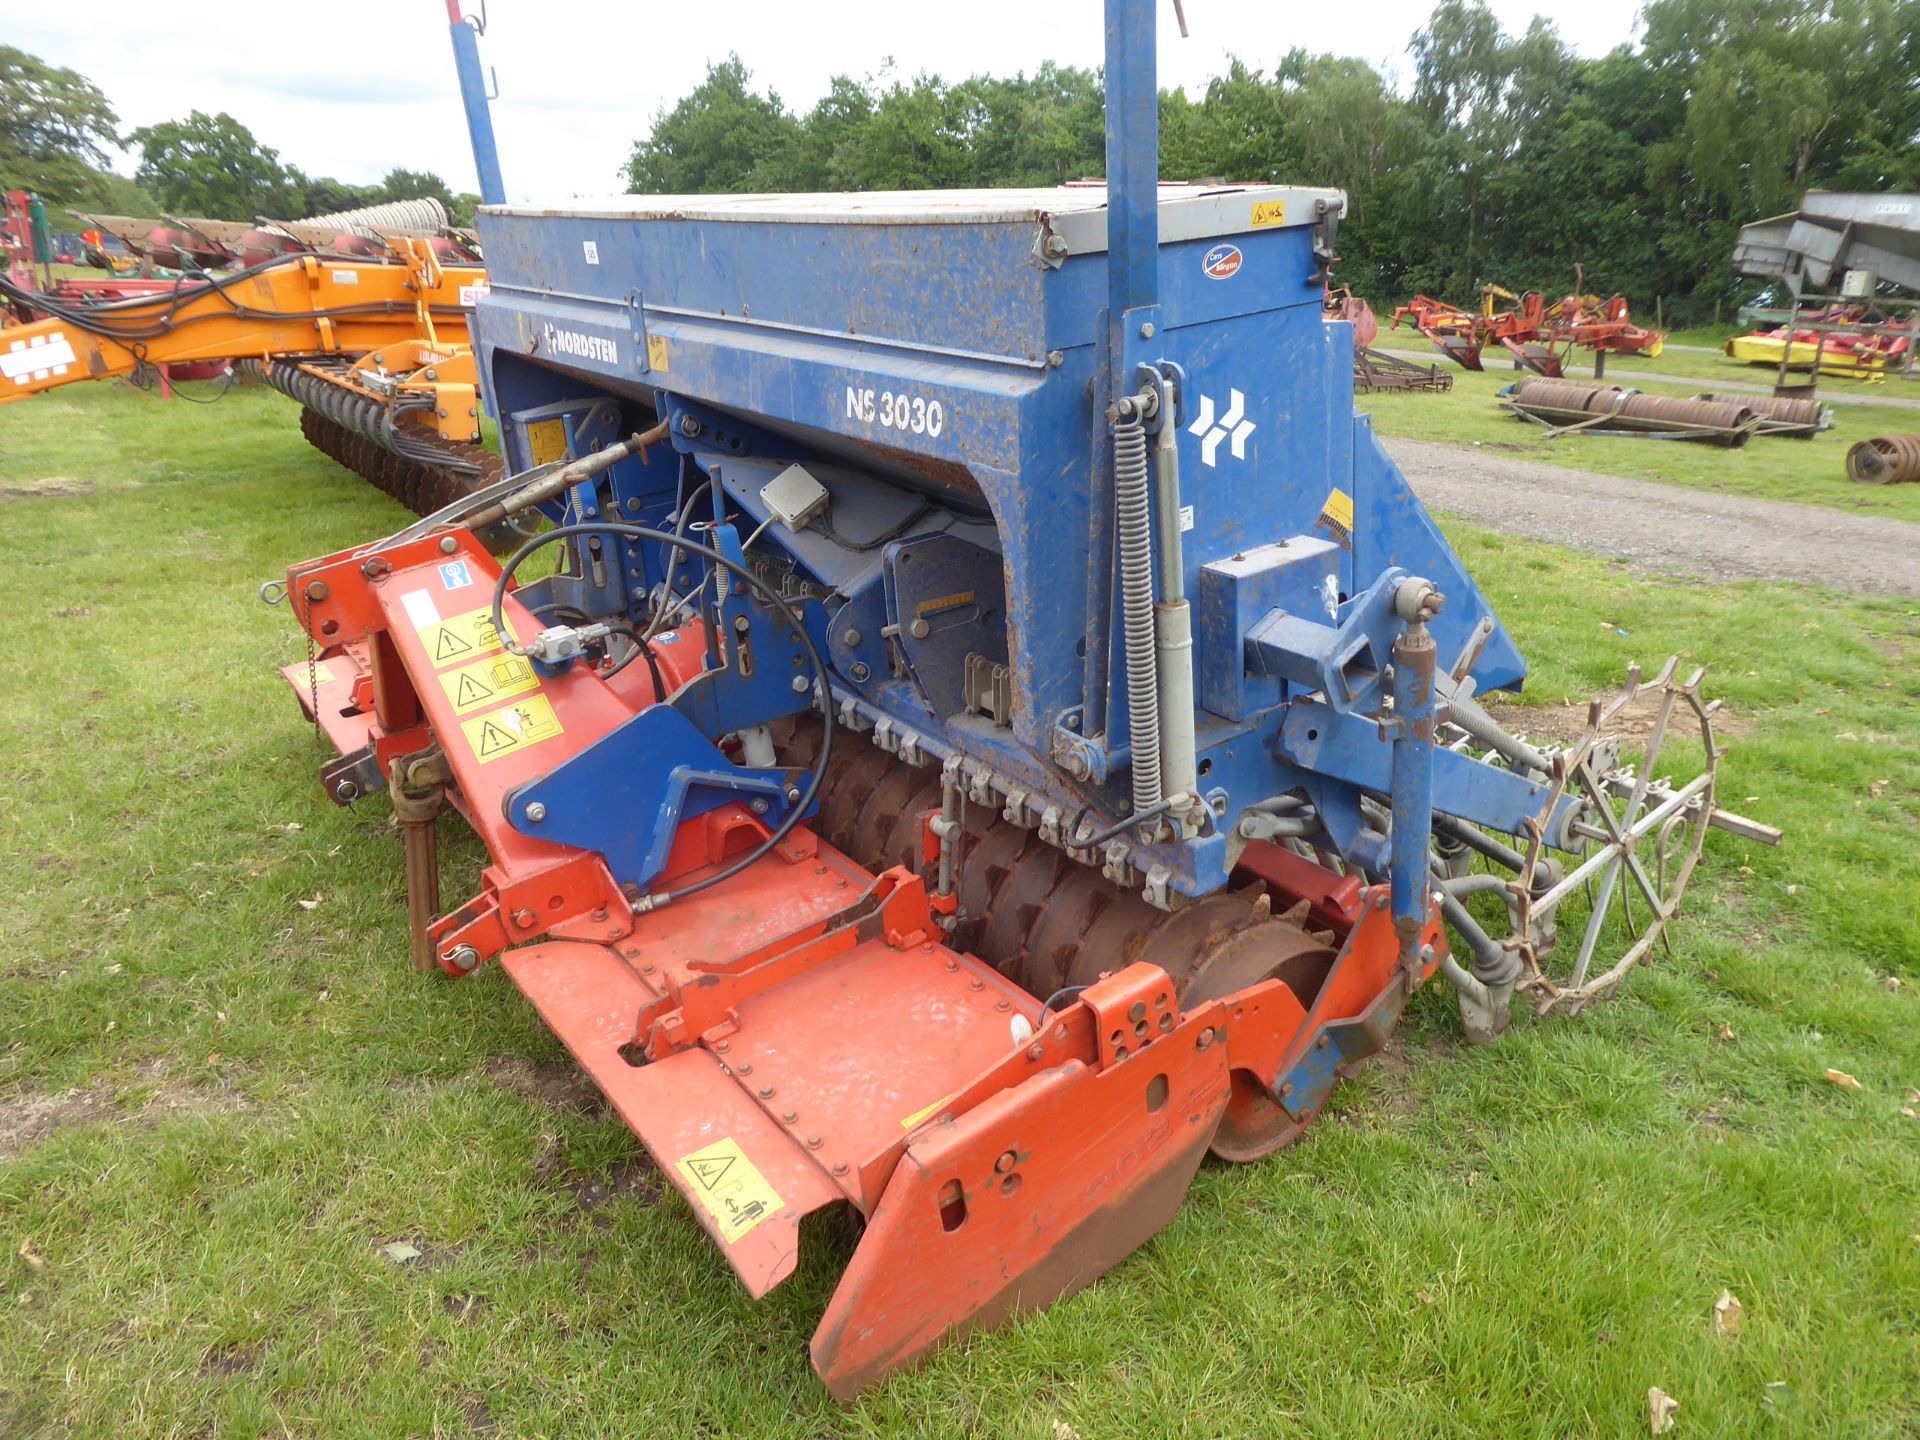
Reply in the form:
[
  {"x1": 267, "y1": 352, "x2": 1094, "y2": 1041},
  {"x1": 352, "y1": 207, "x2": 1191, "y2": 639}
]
[{"x1": 502, "y1": 941, "x2": 842, "y2": 1297}]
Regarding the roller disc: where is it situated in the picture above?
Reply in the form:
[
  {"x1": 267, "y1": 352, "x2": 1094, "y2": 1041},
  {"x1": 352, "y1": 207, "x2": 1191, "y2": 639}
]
[{"x1": 1178, "y1": 926, "x2": 1336, "y2": 1162}]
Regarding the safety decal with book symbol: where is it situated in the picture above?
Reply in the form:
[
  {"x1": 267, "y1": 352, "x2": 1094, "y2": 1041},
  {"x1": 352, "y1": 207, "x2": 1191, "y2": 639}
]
[{"x1": 437, "y1": 651, "x2": 541, "y2": 715}]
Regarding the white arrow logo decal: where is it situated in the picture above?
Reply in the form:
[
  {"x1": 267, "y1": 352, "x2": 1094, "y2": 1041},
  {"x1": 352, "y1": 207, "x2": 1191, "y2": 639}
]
[{"x1": 1188, "y1": 387, "x2": 1256, "y2": 467}]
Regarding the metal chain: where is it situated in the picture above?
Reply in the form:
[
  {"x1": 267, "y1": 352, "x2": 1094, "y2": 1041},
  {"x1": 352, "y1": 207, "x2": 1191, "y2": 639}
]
[{"x1": 305, "y1": 626, "x2": 322, "y2": 748}]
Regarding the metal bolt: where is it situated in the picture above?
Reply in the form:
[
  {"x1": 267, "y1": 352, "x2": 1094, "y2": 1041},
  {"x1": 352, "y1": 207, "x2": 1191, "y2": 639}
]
[
  {"x1": 736, "y1": 1063, "x2": 752, "y2": 1076},
  {"x1": 842, "y1": 629, "x2": 861, "y2": 647},
  {"x1": 1139, "y1": 322, "x2": 1156, "y2": 339},
  {"x1": 1195, "y1": 1028, "x2": 1214, "y2": 1051},
  {"x1": 1418, "y1": 943, "x2": 1435, "y2": 966},
  {"x1": 438, "y1": 536, "x2": 458, "y2": 554},
  {"x1": 714, "y1": 1039, "x2": 729, "y2": 1053},
  {"x1": 909, "y1": 618, "x2": 931, "y2": 639},
  {"x1": 524, "y1": 802, "x2": 547, "y2": 824},
  {"x1": 591, "y1": 907, "x2": 608, "y2": 922},
  {"x1": 443, "y1": 944, "x2": 480, "y2": 972},
  {"x1": 791, "y1": 675, "x2": 810, "y2": 693},
  {"x1": 749, "y1": 798, "x2": 769, "y2": 814},
  {"x1": 850, "y1": 662, "x2": 871, "y2": 682},
  {"x1": 625, "y1": 497, "x2": 644, "y2": 512},
  {"x1": 1044, "y1": 234, "x2": 1069, "y2": 258},
  {"x1": 785, "y1": 787, "x2": 801, "y2": 803},
  {"x1": 512, "y1": 908, "x2": 536, "y2": 929},
  {"x1": 678, "y1": 414, "x2": 702, "y2": 438},
  {"x1": 969, "y1": 978, "x2": 984, "y2": 991},
  {"x1": 1046, "y1": 349, "x2": 1064, "y2": 368},
  {"x1": 781, "y1": 1109, "x2": 797, "y2": 1124},
  {"x1": 832, "y1": 1161, "x2": 848, "y2": 1176},
  {"x1": 1317, "y1": 1035, "x2": 1330, "y2": 1050},
  {"x1": 994, "y1": 1150, "x2": 1018, "y2": 1174},
  {"x1": 805, "y1": 1134, "x2": 822, "y2": 1149},
  {"x1": 332, "y1": 780, "x2": 360, "y2": 803},
  {"x1": 995, "y1": 998, "x2": 1010, "y2": 1012},
  {"x1": 758, "y1": 1085, "x2": 775, "y2": 1099},
  {"x1": 304, "y1": 580, "x2": 330, "y2": 602},
  {"x1": 1027, "y1": 1043, "x2": 1044, "y2": 1061}
]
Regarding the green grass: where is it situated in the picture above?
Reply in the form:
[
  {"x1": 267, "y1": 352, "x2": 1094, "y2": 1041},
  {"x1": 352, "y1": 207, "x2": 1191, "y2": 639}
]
[
  {"x1": 1363, "y1": 361, "x2": 1920, "y2": 522},
  {"x1": 2, "y1": 381, "x2": 1919, "y2": 1438}
]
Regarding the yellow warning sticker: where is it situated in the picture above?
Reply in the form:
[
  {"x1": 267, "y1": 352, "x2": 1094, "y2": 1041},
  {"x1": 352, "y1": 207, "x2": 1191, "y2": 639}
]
[
  {"x1": 646, "y1": 334, "x2": 671, "y2": 372},
  {"x1": 437, "y1": 650, "x2": 541, "y2": 716},
  {"x1": 308, "y1": 660, "x2": 337, "y2": 685},
  {"x1": 1317, "y1": 486, "x2": 1355, "y2": 550},
  {"x1": 674, "y1": 1137, "x2": 784, "y2": 1243},
  {"x1": 418, "y1": 605, "x2": 507, "y2": 670},
  {"x1": 1251, "y1": 199, "x2": 1287, "y2": 229},
  {"x1": 900, "y1": 1092, "x2": 956, "y2": 1131},
  {"x1": 459, "y1": 693, "x2": 565, "y2": 765},
  {"x1": 525, "y1": 418, "x2": 568, "y2": 467},
  {"x1": 1319, "y1": 487, "x2": 1354, "y2": 532},
  {"x1": 914, "y1": 590, "x2": 974, "y2": 617}
]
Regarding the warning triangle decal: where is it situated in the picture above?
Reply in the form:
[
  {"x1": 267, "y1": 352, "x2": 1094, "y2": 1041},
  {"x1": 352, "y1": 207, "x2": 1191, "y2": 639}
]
[
  {"x1": 476, "y1": 720, "x2": 516, "y2": 758},
  {"x1": 455, "y1": 673, "x2": 491, "y2": 706},
  {"x1": 687, "y1": 1156, "x2": 736, "y2": 1190},
  {"x1": 435, "y1": 628, "x2": 474, "y2": 661}
]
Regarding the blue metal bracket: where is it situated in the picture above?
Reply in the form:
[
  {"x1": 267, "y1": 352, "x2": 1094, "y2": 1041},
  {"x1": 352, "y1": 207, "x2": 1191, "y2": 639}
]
[
  {"x1": 1247, "y1": 568, "x2": 1408, "y2": 716},
  {"x1": 668, "y1": 522, "x2": 832, "y2": 740},
  {"x1": 504, "y1": 704, "x2": 804, "y2": 890},
  {"x1": 1279, "y1": 701, "x2": 1580, "y2": 844},
  {"x1": 1274, "y1": 977, "x2": 1409, "y2": 1121}
]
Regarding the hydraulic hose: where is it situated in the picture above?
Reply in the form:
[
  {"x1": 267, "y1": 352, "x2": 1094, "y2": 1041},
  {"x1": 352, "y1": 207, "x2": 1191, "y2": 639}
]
[
  {"x1": 1113, "y1": 401, "x2": 1162, "y2": 818},
  {"x1": 488, "y1": 521, "x2": 834, "y2": 913}
]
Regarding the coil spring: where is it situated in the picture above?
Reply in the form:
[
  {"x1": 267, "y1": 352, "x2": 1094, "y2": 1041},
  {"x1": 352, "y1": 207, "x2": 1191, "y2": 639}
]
[{"x1": 1113, "y1": 412, "x2": 1161, "y2": 817}]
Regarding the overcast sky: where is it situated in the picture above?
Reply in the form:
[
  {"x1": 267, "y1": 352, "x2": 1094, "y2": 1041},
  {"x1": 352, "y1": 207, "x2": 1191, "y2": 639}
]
[{"x1": 12, "y1": 1, "x2": 1645, "y2": 206}]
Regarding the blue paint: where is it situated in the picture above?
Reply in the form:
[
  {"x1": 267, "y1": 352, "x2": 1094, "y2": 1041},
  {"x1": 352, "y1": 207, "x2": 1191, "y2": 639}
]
[
  {"x1": 458, "y1": 0, "x2": 1538, "y2": 909},
  {"x1": 446, "y1": 6, "x2": 504, "y2": 208}
]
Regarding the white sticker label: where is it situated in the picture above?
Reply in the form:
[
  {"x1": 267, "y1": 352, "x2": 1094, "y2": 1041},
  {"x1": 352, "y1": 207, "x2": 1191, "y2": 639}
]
[
  {"x1": 583, "y1": 240, "x2": 600, "y2": 265},
  {"x1": 400, "y1": 589, "x2": 441, "y2": 628},
  {"x1": 458, "y1": 282, "x2": 490, "y2": 307},
  {"x1": 3, "y1": 332, "x2": 78, "y2": 384},
  {"x1": 1178, "y1": 504, "x2": 1195, "y2": 532},
  {"x1": 438, "y1": 559, "x2": 473, "y2": 591},
  {"x1": 330, "y1": 269, "x2": 360, "y2": 285}
]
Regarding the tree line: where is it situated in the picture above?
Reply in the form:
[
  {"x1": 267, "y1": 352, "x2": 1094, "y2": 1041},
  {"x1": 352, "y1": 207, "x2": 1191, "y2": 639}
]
[
  {"x1": 8, "y1": 0, "x2": 1916, "y2": 319},
  {"x1": 0, "y1": 47, "x2": 479, "y2": 232},
  {"x1": 626, "y1": 0, "x2": 1920, "y2": 323}
]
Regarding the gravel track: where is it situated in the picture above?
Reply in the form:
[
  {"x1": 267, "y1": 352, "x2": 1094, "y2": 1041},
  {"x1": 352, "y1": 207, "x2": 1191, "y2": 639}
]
[{"x1": 1382, "y1": 436, "x2": 1920, "y2": 597}]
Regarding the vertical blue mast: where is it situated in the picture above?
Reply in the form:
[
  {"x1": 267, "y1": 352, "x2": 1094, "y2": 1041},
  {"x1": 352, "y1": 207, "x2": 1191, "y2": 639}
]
[{"x1": 446, "y1": 1, "x2": 507, "y2": 207}]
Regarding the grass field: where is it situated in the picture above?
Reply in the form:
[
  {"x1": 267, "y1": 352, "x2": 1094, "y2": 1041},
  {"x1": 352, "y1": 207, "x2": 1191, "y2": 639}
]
[
  {"x1": 2, "y1": 381, "x2": 1919, "y2": 1439},
  {"x1": 1361, "y1": 359, "x2": 1920, "y2": 523}
]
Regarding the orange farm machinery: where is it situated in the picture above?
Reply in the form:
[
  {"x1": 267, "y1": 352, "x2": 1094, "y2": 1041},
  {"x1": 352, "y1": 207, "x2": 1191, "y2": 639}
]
[
  {"x1": 262, "y1": 0, "x2": 1773, "y2": 1401},
  {"x1": 0, "y1": 204, "x2": 506, "y2": 516},
  {"x1": 1394, "y1": 275, "x2": 1663, "y2": 376}
]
